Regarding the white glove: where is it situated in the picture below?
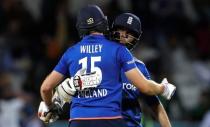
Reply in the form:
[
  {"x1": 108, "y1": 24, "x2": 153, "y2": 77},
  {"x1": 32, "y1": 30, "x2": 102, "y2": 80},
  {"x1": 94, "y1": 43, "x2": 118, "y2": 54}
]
[
  {"x1": 161, "y1": 78, "x2": 176, "y2": 100},
  {"x1": 52, "y1": 91, "x2": 67, "y2": 108},
  {"x1": 38, "y1": 101, "x2": 60, "y2": 123},
  {"x1": 56, "y1": 78, "x2": 75, "y2": 102},
  {"x1": 56, "y1": 69, "x2": 102, "y2": 102}
]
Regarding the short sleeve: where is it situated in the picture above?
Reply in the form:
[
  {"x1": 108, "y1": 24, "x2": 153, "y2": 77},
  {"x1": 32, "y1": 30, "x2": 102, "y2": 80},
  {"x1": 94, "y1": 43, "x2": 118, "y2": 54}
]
[
  {"x1": 117, "y1": 46, "x2": 136, "y2": 72},
  {"x1": 54, "y1": 52, "x2": 69, "y2": 76}
]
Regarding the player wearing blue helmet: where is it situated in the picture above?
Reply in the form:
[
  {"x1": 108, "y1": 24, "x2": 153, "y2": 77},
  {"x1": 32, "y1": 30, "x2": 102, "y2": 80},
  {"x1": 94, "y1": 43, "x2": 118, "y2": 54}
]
[
  {"x1": 111, "y1": 13, "x2": 172, "y2": 127},
  {"x1": 111, "y1": 13, "x2": 142, "y2": 50},
  {"x1": 40, "y1": 5, "x2": 176, "y2": 127}
]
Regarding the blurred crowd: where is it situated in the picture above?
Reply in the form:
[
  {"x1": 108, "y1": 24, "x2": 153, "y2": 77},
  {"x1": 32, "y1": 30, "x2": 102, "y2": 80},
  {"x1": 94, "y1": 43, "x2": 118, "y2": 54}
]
[{"x1": 0, "y1": 0, "x2": 210, "y2": 127}]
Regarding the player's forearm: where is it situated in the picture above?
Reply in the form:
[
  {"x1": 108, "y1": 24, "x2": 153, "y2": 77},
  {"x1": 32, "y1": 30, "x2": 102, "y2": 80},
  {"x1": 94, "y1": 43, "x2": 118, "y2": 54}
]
[
  {"x1": 40, "y1": 74, "x2": 56, "y2": 106},
  {"x1": 155, "y1": 103, "x2": 171, "y2": 127},
  {"x1": 40, "y1": 82, "x2": 54, "y2": 106},
  {"x1": 40, "y1": 71, "x2": 65, "y2": 106},
  {"x1": 145, "y1": 80, "x2": 165, "y2": 95},
  {"x1": 125, "y1": 68, "x2": 164, "y2": 96},
  {"x1": 132, "y1": 77, "x2": 165, "y2": 96}
]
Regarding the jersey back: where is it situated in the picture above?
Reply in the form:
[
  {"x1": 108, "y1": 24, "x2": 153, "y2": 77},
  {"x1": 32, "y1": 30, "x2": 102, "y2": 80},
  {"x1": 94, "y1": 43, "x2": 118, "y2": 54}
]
[{"x1": 54, "y1": 35, "x2": 136, "y2": 119}]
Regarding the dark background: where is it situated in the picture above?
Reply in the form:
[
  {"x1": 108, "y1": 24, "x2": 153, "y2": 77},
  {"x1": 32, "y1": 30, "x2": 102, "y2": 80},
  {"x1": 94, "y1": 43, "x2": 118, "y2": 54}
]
[{"x1": 0, "y1": 0, "x2": 210, "y2": 127}]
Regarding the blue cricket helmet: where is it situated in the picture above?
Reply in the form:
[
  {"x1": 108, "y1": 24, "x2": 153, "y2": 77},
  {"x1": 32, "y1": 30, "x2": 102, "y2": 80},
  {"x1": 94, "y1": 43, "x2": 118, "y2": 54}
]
[
  {"x1": 112, "y1": 13, "x2": 142, "y2": 40},
  {"x1": 112, "y1": 13, "x2": 142, "y2": 50},
  {"x1": 76, "y1": 5, "x2": 109, "y2": 38}
]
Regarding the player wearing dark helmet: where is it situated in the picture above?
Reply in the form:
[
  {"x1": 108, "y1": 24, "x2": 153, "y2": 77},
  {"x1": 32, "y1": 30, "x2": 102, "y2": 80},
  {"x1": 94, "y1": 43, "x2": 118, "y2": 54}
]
[
  {"x1": 76, "y1": 5, "x2": 109, "y2": 38},
  {"x1": 111, "y1": 13, "x2": 142, "y2": 50},
  {"x1": 112, "y1": 13, "x2": 172, "y2": 127},
  {"x1": 39, "y1": 5, "x2": 176, "y2": 127}
]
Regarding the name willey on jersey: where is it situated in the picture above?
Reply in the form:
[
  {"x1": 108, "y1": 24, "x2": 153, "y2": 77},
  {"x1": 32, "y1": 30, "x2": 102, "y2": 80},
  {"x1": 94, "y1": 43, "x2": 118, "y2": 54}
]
[{"x1": 80, "y1": 44, "x2": 103, "y2": 53}]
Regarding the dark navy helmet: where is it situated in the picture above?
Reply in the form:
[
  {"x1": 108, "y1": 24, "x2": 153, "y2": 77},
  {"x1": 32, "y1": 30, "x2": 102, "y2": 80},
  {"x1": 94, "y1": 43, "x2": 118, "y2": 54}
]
[
  {"x1": 76, "y1": 5, "x2": 109, "y2": 38},
  {"x1": 112, "y1": 13, "x2": 142, "y2": 50}
]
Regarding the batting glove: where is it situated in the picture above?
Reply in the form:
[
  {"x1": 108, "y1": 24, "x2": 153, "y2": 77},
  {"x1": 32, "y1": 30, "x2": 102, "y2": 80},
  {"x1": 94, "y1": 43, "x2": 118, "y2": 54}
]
[
  {"x1": 38, "y1": 101, "x2": 62, "y2": 123},
  {"x1": 161, "y1": 78, "x2": 176, "y2": 100}
]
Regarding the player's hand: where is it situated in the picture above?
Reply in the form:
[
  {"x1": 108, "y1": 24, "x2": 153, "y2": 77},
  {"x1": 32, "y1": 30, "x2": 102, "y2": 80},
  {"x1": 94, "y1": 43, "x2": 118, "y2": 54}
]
[
  {"x1": 161, "y1": 78, "x2": 176, "y2": 100},
  {"x1": 38, "y1": 101, "x2": 62, "y2": 123}
]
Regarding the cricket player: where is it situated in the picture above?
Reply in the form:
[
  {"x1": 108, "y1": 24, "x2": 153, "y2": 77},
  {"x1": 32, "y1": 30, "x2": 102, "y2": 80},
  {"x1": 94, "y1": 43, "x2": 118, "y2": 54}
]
[
  {"x1": 39, "y1": 5, "x2": 176, "y2": 127},
  {"x1": 111, "y1": 13, "x2": 172, "y2": 127}
]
